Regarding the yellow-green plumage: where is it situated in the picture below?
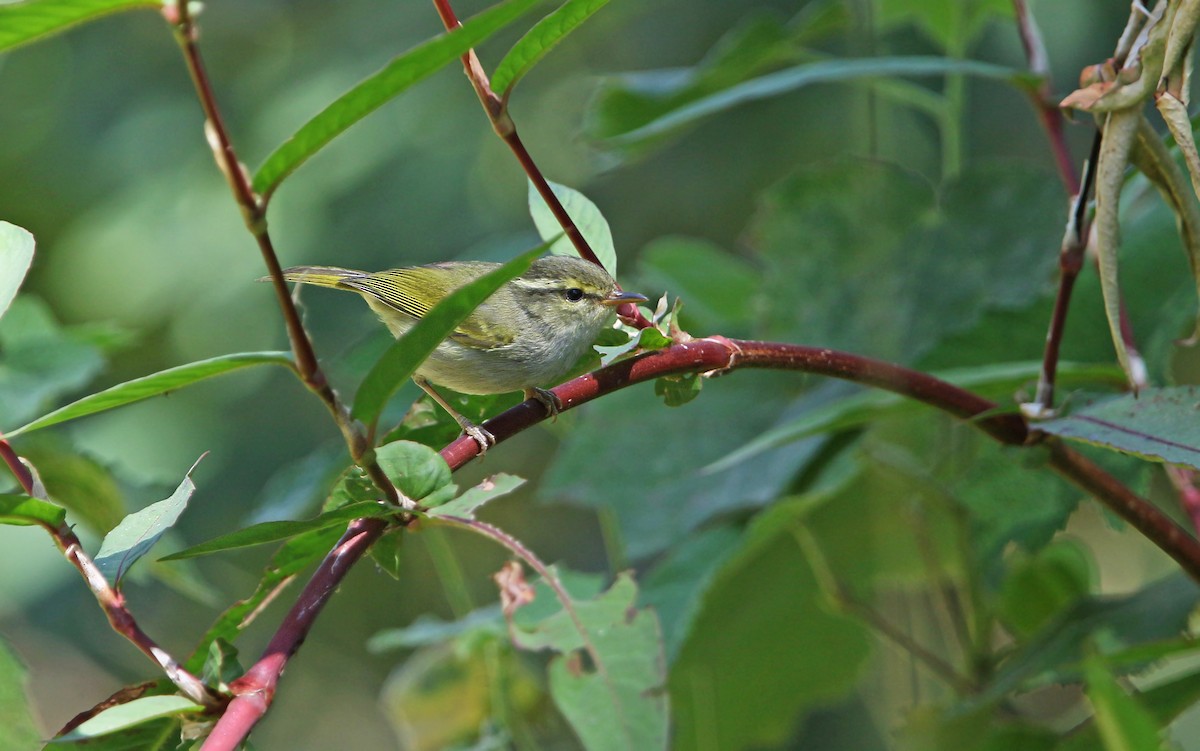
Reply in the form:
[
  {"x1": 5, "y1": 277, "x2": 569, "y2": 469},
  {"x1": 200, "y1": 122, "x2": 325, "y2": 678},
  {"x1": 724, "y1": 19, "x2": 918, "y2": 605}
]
[{"x1": 280, "y1": 256, "x2": 642, "y2": 397}]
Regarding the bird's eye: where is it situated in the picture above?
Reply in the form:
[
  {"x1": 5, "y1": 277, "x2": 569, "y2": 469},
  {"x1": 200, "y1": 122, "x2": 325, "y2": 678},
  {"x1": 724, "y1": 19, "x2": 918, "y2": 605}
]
[{"x1": 564, "y1": 288, "x2": 585, "y2": 302}]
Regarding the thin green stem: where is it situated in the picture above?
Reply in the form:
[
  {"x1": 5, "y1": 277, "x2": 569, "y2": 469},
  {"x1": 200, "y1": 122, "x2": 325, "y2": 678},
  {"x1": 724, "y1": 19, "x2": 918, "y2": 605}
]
[{"x1": 423, "y1": 526, "x2": 475, "y2": 618}]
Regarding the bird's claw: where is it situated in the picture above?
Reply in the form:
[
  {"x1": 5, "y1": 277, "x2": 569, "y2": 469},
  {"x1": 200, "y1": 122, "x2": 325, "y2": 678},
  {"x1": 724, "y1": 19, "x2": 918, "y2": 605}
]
[
  {"x1": 462, "y1": 422, "x2": 496, "y2": 455},
  {"x1": 526, "y1": 387, "x2": 563, "y2": 420}
]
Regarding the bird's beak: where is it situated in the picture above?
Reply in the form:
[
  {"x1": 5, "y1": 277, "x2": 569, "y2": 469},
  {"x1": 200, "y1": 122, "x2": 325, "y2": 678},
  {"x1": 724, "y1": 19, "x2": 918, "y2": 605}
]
[{"x1": 602, "y1": 289, "x2": 648, "y2": 306}]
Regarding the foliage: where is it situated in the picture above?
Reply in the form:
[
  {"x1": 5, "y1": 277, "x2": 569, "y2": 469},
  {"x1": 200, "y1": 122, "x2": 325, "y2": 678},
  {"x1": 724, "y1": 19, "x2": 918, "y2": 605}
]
[{"x1": 3, "y1": 1, "x2": 1200, "y2": 750}]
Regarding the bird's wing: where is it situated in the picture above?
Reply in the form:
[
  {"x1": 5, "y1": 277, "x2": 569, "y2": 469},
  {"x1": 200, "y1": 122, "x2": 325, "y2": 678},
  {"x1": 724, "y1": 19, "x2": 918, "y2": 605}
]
[{"x1": 344, "y1": 263, "x2": 514, "y2": 350}]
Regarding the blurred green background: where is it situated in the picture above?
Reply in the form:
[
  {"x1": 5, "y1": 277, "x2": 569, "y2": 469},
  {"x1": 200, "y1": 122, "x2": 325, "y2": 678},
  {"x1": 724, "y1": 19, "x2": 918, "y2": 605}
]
[{"x1": 5, "y1": 0, "x2": 1196, "y2": 749}]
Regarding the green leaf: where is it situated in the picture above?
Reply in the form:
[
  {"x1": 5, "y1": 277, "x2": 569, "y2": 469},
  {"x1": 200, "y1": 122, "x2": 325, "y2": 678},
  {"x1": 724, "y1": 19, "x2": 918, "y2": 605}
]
[
  {"x1": 705, "y1": 360, "x2": 1122, "y2": 473},
  {"x1": 0, "y1": 635, "x2": 40, "y2": 750},
  {"x1": 542, "y1": 371, "x2": 823, "y2": 557},
  {"x1": 1037, "y1": 387, "x2": 1200, "y2": 470},
  {"x1": 185, "y1": 525, "x2": 345, "y2": 672},
  {"x1": 427, "y1": 473, "x2": 525, "y2": 518},
  {"x1": 585, "y1": 11, "x2": 820, "y2": 152},
  {"x1": 6, "y1": 351, "x2": 293, "y2": 436},
  {"x1": 379, "y1": 640, "x2": 539, "y2": 751},
  {"x1": 0, "y1": 296, "x2": 106, "y2": 428},
  {"x1": 598, "y1": 56, "x2": 1022, "y2": 148},
  {"x1": 491, "y1": 0, "x2": 611, "y2": 95},
  {"x1": 636, "y1": 237, "x2": 760, "y2": 333},
  {"x1": 528, "y1": 180, "x2": 616, "y2": 274},
  {"x1": 670, "y1": 498, "x2": 871, "y2": 750},
  {"x1": 0, "y1": 221, "x2": 34, "y2": 322},
  {"x1": 875, "y1": 0, "x2": 1012, "y2": 51},
  {"x1": 504, "y1": 572, "x2": 668, "y2": 751},
  {"x1": 0, "y1": 0, "x2": 157, "y2": 53},
  {"x1": 17, "y1": 440, "x2": 126, "y2": 533},
  {"x1": 159, "y1": 500, "x2": 388, "y2": 561},
  {"x1": 351, "y1": 245, "x2": 545, "y2": 427},
  {"x1": 639, "y1": 524, "x2": 743, "y2": 662},
  {"x1": 201, "y1": 639, "x2": 242, "y2": 690},
  {"x1": 368, "y1": 607, "x2": 505, "y2": 652},
  {"x1": 998, "y1": 539, "x2": 1093, "y2": 638},
  {"x1": 654, "y1": 372, "x2": 701, "y2": 407},
  {"x1": 962, "y1": 574, "x2": 1200, "y2": 711},
  {"x1": 1083, "y1": 655, "x2": 1166, "y2": 751},
  {"x1": 95, "y1": 458, "x2": 202, "y2": 585},
  {"x1": 1061, "y1": 667, "x2": 1200, "y2": 751},
  {"x1": 51, "y1": 695, "x2": 203, "y2": 742},
  {"x1": 374, "y1": 440, "x2": 454, "y2": 503},
  {"x1": 0, "y1": 492, "x2": 66, "y2": 528},
  {"x1": 251, "y1": 0, "x2": 546, "y2": 199}
]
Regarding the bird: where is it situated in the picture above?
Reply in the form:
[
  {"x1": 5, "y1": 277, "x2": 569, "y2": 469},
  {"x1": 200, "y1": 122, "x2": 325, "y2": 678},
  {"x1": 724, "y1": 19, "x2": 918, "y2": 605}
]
[{"x1": 278, "y1": 255, "x2": 646, "y2": 450}]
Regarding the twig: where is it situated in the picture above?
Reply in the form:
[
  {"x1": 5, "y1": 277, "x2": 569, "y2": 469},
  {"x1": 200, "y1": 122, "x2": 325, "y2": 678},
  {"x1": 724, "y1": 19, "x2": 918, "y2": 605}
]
[
  {"x1": 163, "y1": 4, "x2": 401, "y2": 505},
  {"x1": 430, "y1": 0, "x2": 651, "y2": 328},
  {"x1": 1033, "y1": 130, "x2": 1102, "y2": 412},
  {"x1": 1012, "y1": 0, "x2": 1079, "y2": 193},
  {"x1": 0, "y1": 435, "x2": 219, "y2": 708}
]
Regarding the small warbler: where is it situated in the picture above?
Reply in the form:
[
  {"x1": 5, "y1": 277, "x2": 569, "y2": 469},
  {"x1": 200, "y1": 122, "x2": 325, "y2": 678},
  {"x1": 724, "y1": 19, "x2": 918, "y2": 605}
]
[{"x1": 278, "y1": 255, "x2": 646, "y2": 450}]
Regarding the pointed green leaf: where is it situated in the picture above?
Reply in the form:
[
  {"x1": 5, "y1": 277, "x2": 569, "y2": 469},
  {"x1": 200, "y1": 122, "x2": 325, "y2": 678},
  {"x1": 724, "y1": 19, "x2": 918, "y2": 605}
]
[
  {"x1": 427, "y1": 473, "x2": 524, "y2": 518},
  {"x1": 185, "y1": 524, "x2": 345, "y2": 672},
  {"x1": 528, "y1": 180, "x2": 616, "y2": 274},
  {"x1": 351, "y1": 244, "x2": 546, "y2": 427},
  {"x1": 597, "y1": 56, "x2": 1022, "y2": 148},
  {"x1": 0, "y1": 637, "x2": 40, "y2": 750},
  {"x1": 491, "y1": 0, "x2": 611, "y2": 95},
  {"x1": 251, "y1": 0, "x2": 546, "y2": 199},
  {"x1": 159, "y1": 500, "x2": 389, "y2": 561},
  {"x1": 706, "y1": 361, "x2": 1123, "y2": 473},
  {"x1": 0, "y1": 221, "x2": 34, "y2": 322},
  {"x1": 6, "y1": 351, "x2": 293, "y2": 436},
  {"x1": 1083, "y1": 656, "x2": 1165, "y2": 751},
  {"x1": 1037, "y1": 387, "x2": 1200, "y2": 470},
  {"x1": 95, "y1": 458, "x2": 202, "y2": 585},
  {"x1": 0, "y1": 493, "x2": 66, "y2": 528},
  {"x1": 962, "y1": 574, "x2": 1200, "y2": 711},
  {"x1": 0, "y1": 0, "x2": 157, "y2": 53},
  {"x1": 51, "y1": 695, "x2": 203, "y2": 742}
]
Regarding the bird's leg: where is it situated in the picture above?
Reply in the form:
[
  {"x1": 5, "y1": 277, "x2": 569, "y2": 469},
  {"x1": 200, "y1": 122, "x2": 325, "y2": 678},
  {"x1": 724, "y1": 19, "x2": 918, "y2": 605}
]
[
  {"x1": 524, "y1": 387, "x2": 563, "y2": 421},
  {"x1": 414, "y1": 376, "x2": 496, "y2": 453}
]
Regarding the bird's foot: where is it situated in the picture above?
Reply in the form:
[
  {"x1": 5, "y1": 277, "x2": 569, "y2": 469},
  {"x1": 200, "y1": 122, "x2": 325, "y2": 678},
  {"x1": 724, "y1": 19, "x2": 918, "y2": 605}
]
[
  {"x1": 461, "y1": 420, "x2": 496, "y2": 455},
  {"x1": 525, "y1": 387, "x2": 563, "y2": 421}
]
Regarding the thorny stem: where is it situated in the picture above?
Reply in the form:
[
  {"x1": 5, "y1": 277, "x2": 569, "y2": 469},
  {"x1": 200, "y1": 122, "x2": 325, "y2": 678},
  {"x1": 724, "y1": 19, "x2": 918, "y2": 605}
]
[
  {"x1": 430, "y1": 0, "x2": 652, "y2": 328},
  {"x1": 165, "y1": 3, "x2": 400, "y2": 505},
  {"x1": 0, "y1": 434, "x2": 219, "y2": 708}
]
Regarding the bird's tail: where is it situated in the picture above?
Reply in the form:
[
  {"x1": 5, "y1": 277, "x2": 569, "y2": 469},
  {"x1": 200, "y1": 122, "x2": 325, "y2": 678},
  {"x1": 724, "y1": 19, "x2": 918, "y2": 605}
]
[{"x1": 266, "y1": 266, "x2": 364, "y2": 290}]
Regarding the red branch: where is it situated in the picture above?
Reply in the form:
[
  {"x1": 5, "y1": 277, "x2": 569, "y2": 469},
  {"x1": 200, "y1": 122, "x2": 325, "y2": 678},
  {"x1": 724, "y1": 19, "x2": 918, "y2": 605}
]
[
  {"x1": 1, "y1": 435, "x2": 218, "y2": 709},
  {"x1": 203, "y1": 334, "x2": 1200, "y2": 748},
  {"x1": 200, "y1": 517, "x2": 386, "y2": 750}
]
